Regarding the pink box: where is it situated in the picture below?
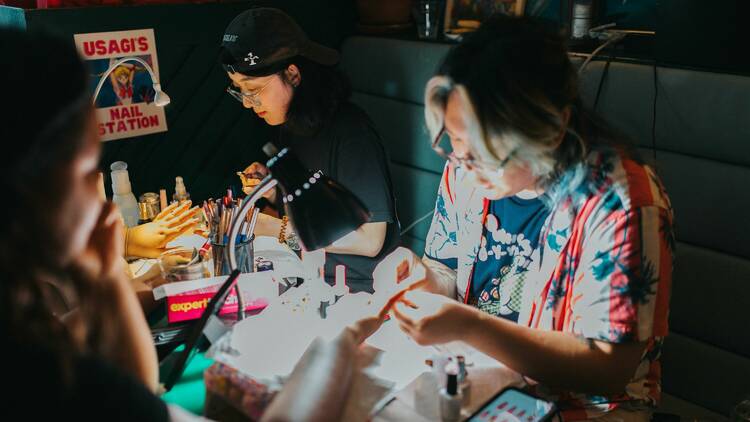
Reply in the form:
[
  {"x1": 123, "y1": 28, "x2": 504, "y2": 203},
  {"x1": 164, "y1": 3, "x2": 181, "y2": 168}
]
[{"x1": 167, "y1": 284, "x2": 268, "y2": 323}]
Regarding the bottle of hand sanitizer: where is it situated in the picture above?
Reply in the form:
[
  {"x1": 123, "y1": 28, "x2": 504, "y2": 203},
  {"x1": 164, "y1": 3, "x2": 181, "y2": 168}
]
[{"x1": 110, "y1": 161, "x2": 139, "y2": 228}]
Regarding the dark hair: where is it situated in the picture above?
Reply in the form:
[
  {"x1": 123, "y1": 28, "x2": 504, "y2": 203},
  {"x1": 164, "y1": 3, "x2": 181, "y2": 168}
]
[
  {"x1": 231, "y1": 56, "x2": 351, "y2": 135},
  {"x1": 432, "y1": 14, "x2": 635, "y2": 188},
  {"x1": 0, "y1": 29, "x2": 102, "y2": 380}
]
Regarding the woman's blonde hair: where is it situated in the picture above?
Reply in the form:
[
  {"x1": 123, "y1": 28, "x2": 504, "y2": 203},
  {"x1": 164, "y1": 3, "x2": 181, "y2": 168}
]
[
  {"x1": 425, "y1": 75, "x2": 561, "y2": 181},
  {"x1": 112, "y1": 65, "x2": 133, "y2": 79}
]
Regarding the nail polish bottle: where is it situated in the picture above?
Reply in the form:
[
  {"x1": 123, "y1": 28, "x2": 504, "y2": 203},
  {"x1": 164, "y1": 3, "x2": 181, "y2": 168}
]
[{"x1": 440, "y1": 362, "x2": 462, "y2": 422}]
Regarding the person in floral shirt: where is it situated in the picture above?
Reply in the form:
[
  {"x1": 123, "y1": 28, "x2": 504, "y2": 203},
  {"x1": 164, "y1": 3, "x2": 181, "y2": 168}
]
[{"x1": 373, "y1": 14, "x2": 674, "y2": 421}]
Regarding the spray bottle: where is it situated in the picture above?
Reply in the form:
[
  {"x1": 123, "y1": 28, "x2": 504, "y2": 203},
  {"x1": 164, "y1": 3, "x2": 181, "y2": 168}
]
[
  {"x1": 173, "y1": 176, "x2": 190, "y2": 203},
  {"x1": 110, "y1": 161, "x2": 139, "y2": 227}
]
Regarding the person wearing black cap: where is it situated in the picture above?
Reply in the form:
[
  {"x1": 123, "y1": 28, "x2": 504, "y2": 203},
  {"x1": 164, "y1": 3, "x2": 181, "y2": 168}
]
[{"x1": 220, "y1": 8, "x2": 400, "y2": 294}]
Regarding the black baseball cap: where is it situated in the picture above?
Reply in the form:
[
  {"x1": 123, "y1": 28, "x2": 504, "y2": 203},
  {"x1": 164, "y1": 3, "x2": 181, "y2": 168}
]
[{"x1": 220, "y1": 8, "x2": 339, "y2": 75}]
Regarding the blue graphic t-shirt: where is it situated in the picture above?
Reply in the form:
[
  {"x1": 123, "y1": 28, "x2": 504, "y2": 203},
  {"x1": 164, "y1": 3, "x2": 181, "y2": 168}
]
[{"x1": 471, "y1": 195, "x2": 550, "y2": 322}]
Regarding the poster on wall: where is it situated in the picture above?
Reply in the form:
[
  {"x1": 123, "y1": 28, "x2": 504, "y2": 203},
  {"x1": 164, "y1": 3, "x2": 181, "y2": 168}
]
[{"x1": 74, "y1": 29, "x2": 168, "y2": 142}]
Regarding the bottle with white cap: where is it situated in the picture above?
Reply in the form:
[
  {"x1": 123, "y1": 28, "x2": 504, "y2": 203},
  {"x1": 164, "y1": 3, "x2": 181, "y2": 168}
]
[
  {"x1": 440, "y1": 362, "x2": 463, "y2": 422},
  {"x1": 173, "y1": 176, "x2": 190, "y2": 203},
  {"x1": 110, "y1": 161, "x2": 140, "y2": 228}
]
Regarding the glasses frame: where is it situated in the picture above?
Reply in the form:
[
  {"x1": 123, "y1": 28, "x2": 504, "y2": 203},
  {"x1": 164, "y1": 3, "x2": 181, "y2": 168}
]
[
  {"x1": 226, "y1": 77, "x2": 274, "y2": 107},
  {"x1": 430, "y1": 126, "x2": 516, "y2": 172}
]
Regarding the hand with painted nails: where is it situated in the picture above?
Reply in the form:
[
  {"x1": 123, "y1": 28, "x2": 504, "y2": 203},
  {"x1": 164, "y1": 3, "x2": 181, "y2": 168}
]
[
  {"x1": 391, "y1": 290, "x2": 478, "y2": 346},
  {"x1": 327, "y1": 293, "x2": 388, "y2": 344},
  {"x1": 347, "y1": 315, "x2": 386, "y2": 344},
  {"x1": 239, "y1": 162, "x2": 277, "y2": 202},
  {"x1": 125, "y1": 201, "x2": 201, "y2": 258},
  {"x1": 372, "y1": 247, "x2": 429, "y2": 316}
]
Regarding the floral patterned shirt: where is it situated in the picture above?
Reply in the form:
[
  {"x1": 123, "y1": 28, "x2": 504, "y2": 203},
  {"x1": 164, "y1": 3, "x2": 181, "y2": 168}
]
[{"x1": 424, "y1": 149, "x2": 675, "y2": 420}]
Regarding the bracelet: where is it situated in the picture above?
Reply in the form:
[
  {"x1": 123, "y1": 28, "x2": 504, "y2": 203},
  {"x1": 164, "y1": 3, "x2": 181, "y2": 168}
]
[{"x1": 278, "y1": 216, "x2": 289, "y2": 244}]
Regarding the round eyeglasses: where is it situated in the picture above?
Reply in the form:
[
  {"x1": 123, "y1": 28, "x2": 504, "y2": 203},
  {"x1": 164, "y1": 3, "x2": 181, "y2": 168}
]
[
  {"x1": 225, "y1": 77, "x2": 273, "y2": 107},
  {"x1": 431, "y1": 126, "x2": 516, "y2": 172}
]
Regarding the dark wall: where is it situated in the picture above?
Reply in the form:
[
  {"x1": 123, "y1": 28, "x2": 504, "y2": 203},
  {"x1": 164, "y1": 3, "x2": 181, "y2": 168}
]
[
  {"x1": 527, "y1": 0, "x2": 657, "y2": 29},
  {"x1": 3, "y1": 0, "x2": 356, "y2": 201},
  {"x1": 529, "y1": 0, "x2": 750, "y2": 74}
]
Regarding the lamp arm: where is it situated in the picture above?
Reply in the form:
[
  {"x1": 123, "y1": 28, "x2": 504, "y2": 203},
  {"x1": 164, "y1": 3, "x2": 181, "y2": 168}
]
[
  {"x1": 227, "y1": 176, "x2": 278, "y2": 270},
  {"x1": 92, "y1": 57, "x2": 162, "y2": 104}
]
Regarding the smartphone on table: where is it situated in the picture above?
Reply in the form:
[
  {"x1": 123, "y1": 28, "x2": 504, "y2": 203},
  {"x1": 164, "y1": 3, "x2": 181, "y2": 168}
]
[{"x1": 465, "y1": 386, "x2": 557, "y2": 422}]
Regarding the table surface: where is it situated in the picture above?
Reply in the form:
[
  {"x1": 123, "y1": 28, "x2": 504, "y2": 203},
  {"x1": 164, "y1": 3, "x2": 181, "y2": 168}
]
[
  {"x1": 162, "y1": 351, "x2": 523, "y2": 420},
  {"x1": 157, "y1": 246, "x2": 522, "y2": 419},
  {"x1": 373, "y1": 365, "x2": 525, "y2": 421}
]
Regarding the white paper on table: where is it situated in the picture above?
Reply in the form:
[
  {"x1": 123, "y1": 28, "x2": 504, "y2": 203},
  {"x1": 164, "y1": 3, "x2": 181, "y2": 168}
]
[
  {"x1": 219, "y1": 286, "x2": 518, "y2": 420},
  {"x1": 364, "y1": 319, "x2": 436, "y2": 390},
  {"x1": 221, "y1": 298, "x2": 401, "y2": 419},
  {"x1": 224, "y1": 300, "x2": 322, "y2": 383},
  {"x1": 225, "y1": 290, "x2": 435, "y2": 391},
  {"x1": 224, "y1": 280, "x2": 340, "y2": 382}
]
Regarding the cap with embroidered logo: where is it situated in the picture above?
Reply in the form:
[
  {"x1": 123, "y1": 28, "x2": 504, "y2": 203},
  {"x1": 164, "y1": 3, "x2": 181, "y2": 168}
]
[{"x1": 220, "y1": 8, "x2": 339, "y2": 75}]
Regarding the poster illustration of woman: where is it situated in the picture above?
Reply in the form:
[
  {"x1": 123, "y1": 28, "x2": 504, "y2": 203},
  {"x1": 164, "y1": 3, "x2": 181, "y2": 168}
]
[{"x1": 91, "y1": 55, "x2": 156, "y2": 108}]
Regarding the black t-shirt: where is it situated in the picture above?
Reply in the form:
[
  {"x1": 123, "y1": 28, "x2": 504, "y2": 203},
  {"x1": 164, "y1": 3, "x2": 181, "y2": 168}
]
[
  {"x1": 276, "y1": 102, "x2": 400, "y2": 293},
  {"x1": 7, "y1": 341, "x2": 169, "y2": 421}
]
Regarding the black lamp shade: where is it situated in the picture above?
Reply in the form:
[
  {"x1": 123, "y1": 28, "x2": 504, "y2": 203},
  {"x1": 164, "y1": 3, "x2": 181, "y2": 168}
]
[{"x1": 265, "y1": 145, "x2": 370, "y2": 251}]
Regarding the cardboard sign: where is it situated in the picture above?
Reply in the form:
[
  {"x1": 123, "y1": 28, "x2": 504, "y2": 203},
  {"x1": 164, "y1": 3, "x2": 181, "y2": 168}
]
[{"x1": 74, "y1": 29, "x2": 168, "y2": 141}]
